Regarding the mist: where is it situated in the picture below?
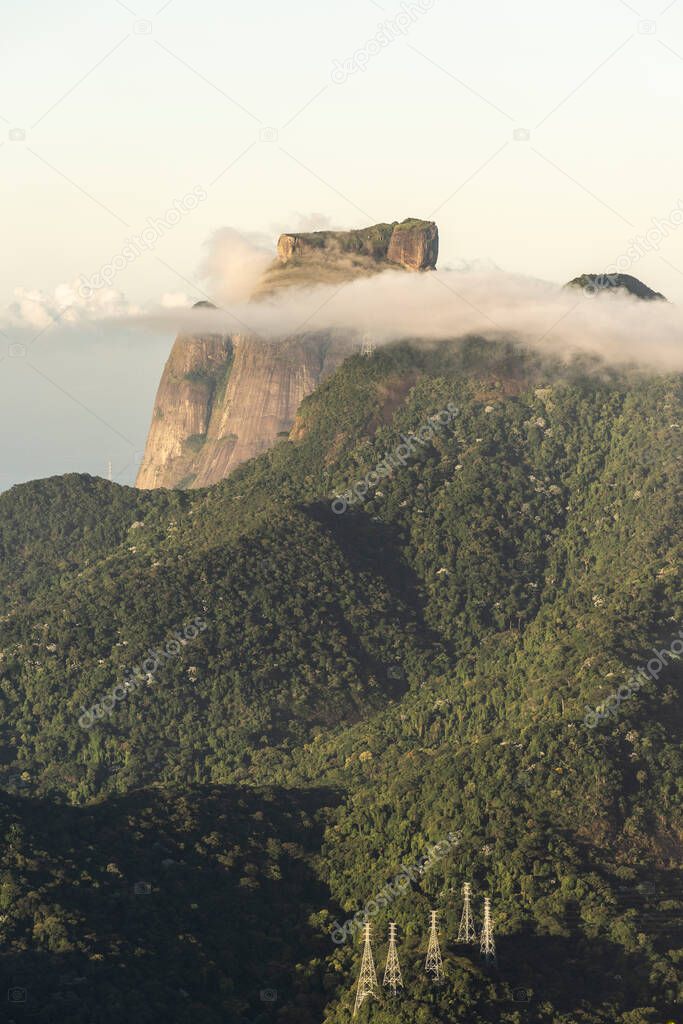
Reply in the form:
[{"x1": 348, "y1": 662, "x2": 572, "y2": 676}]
[
  {"x1": 128, "y1": 266, "x2": 683, "y2": 373},
  {"x1": 7, "y1": 220, "x2": 682, "y2": 372},
  {"x1": 199, "y1": 227, "x2": 275, "y2": 304}
]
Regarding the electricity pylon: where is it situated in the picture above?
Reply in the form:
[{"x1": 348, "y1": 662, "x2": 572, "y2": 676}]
[
  {"x1": 360, "y1": 334, "x2": 375, "y2": 356},
  {"x1": 383, "y1": 922, "x2": 403, "y2": 996},
  {"x1": 480, "y1": 896, "x2": 496, "y2": 963},
  {"x1": 457, "y1": 881, "x2": 478, "y2": 944},
  {"x1": 353, "y1": 922, "x2": 379, "y2": 1016},
  {"x1": 425, "y1": 909, "x2": 444, "y2": 982}
]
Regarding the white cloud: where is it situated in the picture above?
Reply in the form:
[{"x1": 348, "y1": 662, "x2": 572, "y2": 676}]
[
  {"x1": 198, "y1": 227, "x2": 274, "y2": 303},
  {"x1": 7, "y1": 280, "x2": 141, "y2": 329},
  {"x1": 128, "y1": 267, "x2": 683, "y2": 373}
]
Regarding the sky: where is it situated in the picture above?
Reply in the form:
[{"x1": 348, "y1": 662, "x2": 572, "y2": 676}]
[{"x1": 2, "y1": 0, "x2": 683, "y2": 489}]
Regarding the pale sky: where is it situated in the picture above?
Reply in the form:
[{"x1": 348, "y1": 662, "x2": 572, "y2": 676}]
[{"x1": 2, "y1": 0, "x2": 683, "y2": 489}]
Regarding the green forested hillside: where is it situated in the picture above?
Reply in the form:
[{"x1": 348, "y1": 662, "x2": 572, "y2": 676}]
[
  {"x1": 0, "y1": 784, "x2": 335, "y2": 1023},
  {"x1": 0, "y1": 338, "x2": 680, "y2": 1023}
]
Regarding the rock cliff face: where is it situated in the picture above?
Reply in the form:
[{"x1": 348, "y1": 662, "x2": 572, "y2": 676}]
[
  {"x1": 386, "y1": 220, "x2": 439, "y2": 270},
  {"x1": 136, "y1": 219, "x2": 438, "y2": 490},
  {"x1": 136, "y1": 329, "x2": 349, "y2": 489},
  {"x1": 136, "y1": 331, "x2": 232, "y2": 489}
]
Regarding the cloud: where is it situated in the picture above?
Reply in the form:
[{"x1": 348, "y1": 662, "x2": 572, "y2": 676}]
[
  {"x1": 3, "y1": 225, "x2": 275, "y2": 327},
  {"x1": 198, "y1": 227, "x2": 274, "y2": 303},
  {"x1": 126, "y1": 267, "x2": 683, "y2": 373},
  {"x1": 5, "y1": 231, "x2": 682, "y2": 373},
  {"x1": 6, "y1": 281, "x2": 141, "y2": 329}
]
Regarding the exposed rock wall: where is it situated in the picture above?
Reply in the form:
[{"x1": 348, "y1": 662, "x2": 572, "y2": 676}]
[
  {"x1": 136, "y1": 333, "x2": 232, "y2": 489},
  {"x1": 386, "y1": 220, "x2": 439, "y2": 271},
  {"x1": 136, "y1": 331, "x2": 348, "y2": 489},
  {"x1": 137, "y1": 218, "x2": 439, "y2": 490},
  {"x1": 191, "y1": 332, "x2": 347, "y2": 487}
]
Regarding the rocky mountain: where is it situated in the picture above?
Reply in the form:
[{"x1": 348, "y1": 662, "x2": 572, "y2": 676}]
[
  {"x1": 266, "y1": 218, "x2": 439, "y2": 288},
  {"x1": 136, "y1": 219, "x2": 438, "y2": 490}
]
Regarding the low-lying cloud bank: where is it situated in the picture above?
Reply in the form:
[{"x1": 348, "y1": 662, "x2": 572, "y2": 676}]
[
  {"x1": 127, "y1": 268, "x2": 683, "y2": 373},
  {"x1": 5, "y1": 265, "x2": 682, "y2": 373}
]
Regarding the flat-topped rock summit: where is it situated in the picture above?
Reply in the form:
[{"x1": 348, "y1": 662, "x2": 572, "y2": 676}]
[
  {"x1": 256, "y1": 218, "x2": 438, "y2": 292},
  {"x1": 276, "y1": 218, "x2": 438, "y2": 271}
]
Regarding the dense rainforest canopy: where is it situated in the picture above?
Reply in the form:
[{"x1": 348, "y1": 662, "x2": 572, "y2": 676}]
[{"x1": 0, "y1": 338, "x2": 680, "y2": 1022}]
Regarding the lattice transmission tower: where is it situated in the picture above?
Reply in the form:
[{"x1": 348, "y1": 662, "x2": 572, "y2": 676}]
[
  {"x1": 382, "y1": 921, "x2": 403, "y2": 996},
  {"x1": 353, "y1": 922, "x2": 379, "y2": 1016},
  {"x1": 457, "y1": 881, "x2": 478, "y2": 944},
  {"x1": 425, "y1": 909, "x2": 444, "y2": 982},
  {"x1": 360, "y1": 333, "x2": 375, "y2": 356},
  {"x1": 480, "y1": 895, "x2": 496, "y2": 963}
]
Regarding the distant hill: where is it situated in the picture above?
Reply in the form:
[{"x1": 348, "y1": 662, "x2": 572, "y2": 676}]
[{"x1": 566, "y1": 272, "x2": 667, "y2": 301}]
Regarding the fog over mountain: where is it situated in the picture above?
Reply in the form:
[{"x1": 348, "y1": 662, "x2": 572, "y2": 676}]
[
  {"x1": 129, "y1": 266, "x2": 683, "y2": 371},
  {"x1": 2, "y1": 220, "x2": 680, "y2": 492}
]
